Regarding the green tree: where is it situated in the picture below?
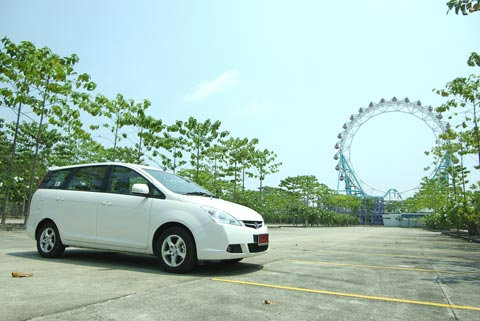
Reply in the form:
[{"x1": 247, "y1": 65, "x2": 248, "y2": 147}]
[
  {"x1": 25, "y1": 44, "x2": 96, "y2": 219},
  {"x1": 205, "y1": 142, "x2": 228, "y2": 195},
  {"x1": 92, "y1": 94, "x2": 151, "y2": 162},
  {"x1": 446, "y1": 1, "x2": 480, "y2": 66},
  {"x1": 239, "y1": 138, "x2": 258, "y2": 192},
  {"x1": 181, "y1": 117, "x2": 228, "y2": 183},
  {"x1": 280, "y1": 175, "x2": 321, "y2": 226},
  {"x1": 223, "y1": 137, "x2": 255, "y2": 200},
  {"x1": 0, "y1": 38, "x2": 38, "y2": 224},
  {"x1": 0, "y1": 38, "x2": 97, "y2": 222},
  {"x1": 146, "y1": 121, "x2": 186, "y2": 173},
  {"x1": 436, "y1": 75, "x2": 480, "y2": 166},
  {"x1": 133, "y1": 114, "x2": 164, "y2": 164},
  {"x1": 252, "y1": 148, "x2": 282, "y2": 191},
  {"x1": 327, "y1": 193, "x2": 362, "y2": 214},
  {"x1": 447, "y1": 0, "x2": 480, "y2": 15},
  {"x1": 409, "y1": 177, "x2": 450, "y2": 214}
]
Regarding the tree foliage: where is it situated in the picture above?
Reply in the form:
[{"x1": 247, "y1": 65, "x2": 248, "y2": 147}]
[
  {"x1": 414, "y1": 4, "x2": 480, "y2": 234},
  {"x1": 447, "y1": 0, "x2": 480, "y2": 15},
  {"x1": 0, "y1": 37, "x2": 360, "y2": 228}
]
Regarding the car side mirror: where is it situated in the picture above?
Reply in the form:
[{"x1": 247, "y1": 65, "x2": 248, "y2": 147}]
[{"x1": 132, "y1": 183, "x2": 149, "y2": 196}]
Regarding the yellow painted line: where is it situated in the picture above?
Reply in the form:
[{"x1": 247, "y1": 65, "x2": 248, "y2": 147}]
[
  {"x1": 334, "y1": 245, "x2": 480, "y2": 255},
  {"x1": 311, "y1": 248, "x2": 474, "y2": 262},
  {"x1": 285, "y1": 259, "x2": 476, "y2": 275},
  {"x1": 211, "y1": 278, "x2": 480, "y2": 312}
]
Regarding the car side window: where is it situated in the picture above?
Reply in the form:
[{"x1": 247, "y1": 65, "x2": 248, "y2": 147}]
[
  {"x1": 39, "y1": 169, "x2": 72, "y2": 189},
  {"x1": 107, "y1": 166, "x2": 165, "y2": 198},
  {"x1": 65, "y1": 166, "x2": 107, "y2": 192},
  {"x1": 108, "y1": 166, "x2": 149, "y2": 196}
]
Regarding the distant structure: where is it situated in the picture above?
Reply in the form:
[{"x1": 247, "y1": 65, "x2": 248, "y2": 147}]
[{"x1": 334, "y1": 97, "x2": 450, "y2": 224}]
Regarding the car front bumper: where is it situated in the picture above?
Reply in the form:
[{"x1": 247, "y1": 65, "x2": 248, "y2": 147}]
[{"x1": 193, "y1": 221, "x2": 269, "y2": 261}]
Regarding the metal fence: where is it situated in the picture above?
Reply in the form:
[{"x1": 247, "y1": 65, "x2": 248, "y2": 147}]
[{"x1": 1, "y1": 202, "x2": 26, "y2": 224}]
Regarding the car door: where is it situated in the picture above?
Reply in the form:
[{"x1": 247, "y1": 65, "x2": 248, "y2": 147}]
[
  {"x1": 59, "y1": 166, "x2": 108, "y2": 244},
  {"x1": 96, "y1": 165, "x2": 153, "y2": 249}
]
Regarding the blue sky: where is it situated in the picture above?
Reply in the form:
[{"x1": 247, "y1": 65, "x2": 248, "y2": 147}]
[{"x1": 1, "y1": 0, "x2": 479, "y2": 196}]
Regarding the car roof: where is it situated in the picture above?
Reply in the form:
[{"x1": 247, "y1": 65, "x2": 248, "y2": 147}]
[{"x1": 48, "y1": 162, "x2": 163, "y2": 172}]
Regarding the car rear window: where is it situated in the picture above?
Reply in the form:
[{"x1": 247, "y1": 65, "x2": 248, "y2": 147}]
[
  {"x1": 39, "y1": 169, "x2": 72, "y2": 189},
  {"x1": 65, "y1": 166, "x2": 107, "y2": 192}
]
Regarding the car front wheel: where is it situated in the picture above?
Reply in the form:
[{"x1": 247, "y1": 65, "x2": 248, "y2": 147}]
[{"x1": 156, "y1": 227, "x2": 197, "y2": 273}]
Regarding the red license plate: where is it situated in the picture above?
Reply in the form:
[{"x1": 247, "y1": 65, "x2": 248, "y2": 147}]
[{"x1": 258, "y1": 234, "x2": 269, "y2": 245}]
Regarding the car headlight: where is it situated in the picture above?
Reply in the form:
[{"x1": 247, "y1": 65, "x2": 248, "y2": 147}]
[{"x1": 201, "y1": 206, "x2": 242, "y2": 226}]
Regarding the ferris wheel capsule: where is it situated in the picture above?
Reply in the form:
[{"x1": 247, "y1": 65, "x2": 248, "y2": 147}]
[
  {"x1": 436, "y1": 114, "x2": 443, "y2": 120},
  {"x1": 391, "y1": 97, "x2": 397, "y2": 102},
  {"x1": 335, "y1": 164, "x2": 340, "y2": 171},
  {"x1": 334, "y1": 154, "x2": 339, "y2": 160},
  {"x1": 417, "y1": 100, "x2": 422, "y2": 106},
  {"x1": 337, "y1": 133, "x2": 342, "y2": 139},
  {"x1": 343, "y1": 123, "x2": 348, "y2": 129},
  {"x1": 380, "y1": 98, "x2": 385, "y2": 103},
  {"x1": 334, "y1": 143, "x2": 339, "y2": 149},
  {"x1": 350, "y1": 115, "x2": 355, "y2": 121},
  {"x1": 368, "y1": 102, "x2": 374, "y2": 108},
  {"x1": 404, "y1": 97, "x2": 410, "y2": 103},
  {"x1": 446, "y1": 123, "x2": 451, "y2": 129},
  {"x1": 359, "y1": 107, "x2": 363, "y2": 113},
  {"x1": 428, "y1": 106, "x2": 433, "y2": 112}
]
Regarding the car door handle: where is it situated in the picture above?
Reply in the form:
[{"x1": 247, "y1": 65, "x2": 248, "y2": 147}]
[
  {"x1": 55, "y1": 197, "x2": 64, "y2": 202},
  {"x1": 101, "y1": 201, "x2": 112, "y2": 206}
]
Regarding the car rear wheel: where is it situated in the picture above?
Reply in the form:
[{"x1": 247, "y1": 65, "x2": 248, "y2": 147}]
[
  {"x1": 36, "y1": 222, "x2": 65, "y2": 258},
  {"x1": 156, "y1": 227, "x2": 197, "y2": 273}
]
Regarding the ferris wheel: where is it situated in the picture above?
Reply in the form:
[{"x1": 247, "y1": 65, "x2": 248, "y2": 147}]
[{"x1": 334, "y1": 97, "x2": 450, "y2": 198}]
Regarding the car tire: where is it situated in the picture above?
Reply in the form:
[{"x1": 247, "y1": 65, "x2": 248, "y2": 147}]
[
  {"x1": 36, "y1": 222, "x2": 65, "y2": 258},
  {"x1": 156, "y1": 227, "x2": 197, "y2": 273}
]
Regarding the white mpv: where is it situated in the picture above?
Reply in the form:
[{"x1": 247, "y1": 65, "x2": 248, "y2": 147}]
[{"x1": 26, "y1": 163, "x2": 269, "y2": 273}]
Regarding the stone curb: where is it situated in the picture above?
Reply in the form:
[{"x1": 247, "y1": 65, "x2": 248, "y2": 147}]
[
  {"x1": 0, "y1": 224, "x2": 26, "y2": 231},
  {"x1": 441, "y1": 231, "x2": 480, "y2": 244}
]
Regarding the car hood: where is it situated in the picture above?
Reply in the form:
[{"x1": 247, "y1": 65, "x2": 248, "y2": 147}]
[{"x1": 178, "y1": 195, "x2": 264, "y2": 222}]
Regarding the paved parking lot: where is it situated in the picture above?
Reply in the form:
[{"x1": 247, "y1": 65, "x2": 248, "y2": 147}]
[{"x1": 1, "y1": 227, "x2": 479, "y2": 321}]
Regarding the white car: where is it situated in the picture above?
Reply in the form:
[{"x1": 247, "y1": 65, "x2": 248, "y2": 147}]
[{"x1": 26, "y1": 163, "x2": 269, "y2": 273}]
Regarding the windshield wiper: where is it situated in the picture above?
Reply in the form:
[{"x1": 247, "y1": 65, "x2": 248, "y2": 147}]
[{"x1": 183, "y1": 191, "x2": 217, "y2": 198}]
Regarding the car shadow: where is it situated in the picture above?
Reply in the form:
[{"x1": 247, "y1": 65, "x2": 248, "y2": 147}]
[{"x1": 7, "y1": 249, "x2": 263, "y2": 277}]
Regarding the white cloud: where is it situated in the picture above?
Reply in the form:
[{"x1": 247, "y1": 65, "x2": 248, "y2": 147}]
[
  {"x1": 184, "y1": 70, "x2": 240, "y2": 102},
  {"x1": 237, "y1": 100, "x2": 274, "y2": 118}
]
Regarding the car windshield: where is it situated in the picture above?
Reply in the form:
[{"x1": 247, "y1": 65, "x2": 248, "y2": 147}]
[{"x1": 143, "y1": 168, "x2": 216, "y2": 197}]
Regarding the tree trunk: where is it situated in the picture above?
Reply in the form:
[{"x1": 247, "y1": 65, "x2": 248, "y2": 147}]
[
  {"x1": 213, "y1": 157, "x2": 217, "y2": 193},
  {"x1": 1, "y1": 102, "x2": 23, "y2": 225},
  {"x1": 25, "y1": 79, "x2": 49, "y2": 223},
  {"x1": 242, "y1": 165, "x2": 245, "y2": 192},
  {"x1": 196, "y1": 145, "x2": 200, "y2": 182},
  {"x1": 473, "y1": 102, "x2": 480, "y2": 167},
  {"x1": 460, "y1": 153, "x2": 467, "y2": 203},
  {"x1": 233, "y1": 162, "x2": 237, "y2": 201},
  {"x1": 113, "y1": 114, "x2": 119, "y2": 161},
  {"x1": 137, "y1": 129, "x2": 143, "y2": 163},
  {"x1": 173, "y1": 147, "x2": 177, "y2": 173}
]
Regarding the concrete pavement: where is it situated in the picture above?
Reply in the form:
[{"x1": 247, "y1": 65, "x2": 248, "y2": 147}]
[{"x1": 1, "y1": 227, "x2": 479, "y2": 321}]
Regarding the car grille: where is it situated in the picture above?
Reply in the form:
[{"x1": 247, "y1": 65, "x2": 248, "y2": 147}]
[{"x1": 242, "y1": 221, "x2": 263, "y2": 229}]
